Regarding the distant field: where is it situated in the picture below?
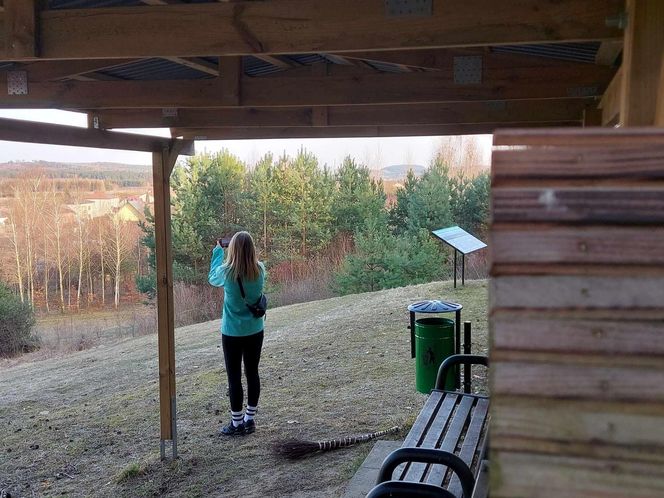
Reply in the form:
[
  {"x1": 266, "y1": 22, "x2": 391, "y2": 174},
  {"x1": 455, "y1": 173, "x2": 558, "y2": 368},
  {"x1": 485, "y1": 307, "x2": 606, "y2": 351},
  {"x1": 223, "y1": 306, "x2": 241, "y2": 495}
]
[{"x1": 0, "y1": 280, "x2": 488, "y2": 498}]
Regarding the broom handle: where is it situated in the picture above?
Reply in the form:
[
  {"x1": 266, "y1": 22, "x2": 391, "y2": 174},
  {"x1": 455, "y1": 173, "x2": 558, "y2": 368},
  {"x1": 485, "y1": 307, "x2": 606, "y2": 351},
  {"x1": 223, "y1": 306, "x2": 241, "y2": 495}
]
[{"x1": 317, "y1": 426, "x2": 400, "y2": 451}]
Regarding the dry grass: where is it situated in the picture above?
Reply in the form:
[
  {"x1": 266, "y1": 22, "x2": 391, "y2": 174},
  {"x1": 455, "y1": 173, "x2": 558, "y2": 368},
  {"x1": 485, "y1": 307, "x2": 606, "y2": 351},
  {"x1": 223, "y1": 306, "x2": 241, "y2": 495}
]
[{"x1": 0, "y1": 280, "x2": 488, "y2": 498}]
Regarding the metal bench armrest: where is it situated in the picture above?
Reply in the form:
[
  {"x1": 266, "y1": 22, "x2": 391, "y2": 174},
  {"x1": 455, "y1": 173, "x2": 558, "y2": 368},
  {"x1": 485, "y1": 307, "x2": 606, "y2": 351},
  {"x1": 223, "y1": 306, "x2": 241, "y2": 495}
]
[
  {"x1": 367, "y1": 480, "x2": 455, "y2": 498},
  {"x1": 376, "y1": 447, "x2": 475, "y2": 498},
  {"x1": 435, "y1": 354, "x2": 488, "y2": 391}
]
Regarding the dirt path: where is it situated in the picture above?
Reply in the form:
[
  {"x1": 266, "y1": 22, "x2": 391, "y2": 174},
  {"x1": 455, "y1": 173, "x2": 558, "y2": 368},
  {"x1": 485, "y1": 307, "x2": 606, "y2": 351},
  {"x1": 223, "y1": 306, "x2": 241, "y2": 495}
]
[{"x1": 0, "y1": 280, "x2": 488, "y2": 498}]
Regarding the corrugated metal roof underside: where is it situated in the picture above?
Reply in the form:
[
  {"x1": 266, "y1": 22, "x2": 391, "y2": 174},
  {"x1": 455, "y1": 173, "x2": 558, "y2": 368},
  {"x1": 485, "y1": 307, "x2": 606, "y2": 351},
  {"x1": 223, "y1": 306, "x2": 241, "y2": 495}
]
[
  {"x1": 243, "y1": 56, "x2": 286, "y2": 77},
  {"x1": 98, "y1": 58, "x2": 214, "y2": 80},
  {"x1": 491, "y1": 42, "x2": 601, "y2": 64},
  {"x1": 243, "y1": 54, "x2": 329, "y2": 77}
]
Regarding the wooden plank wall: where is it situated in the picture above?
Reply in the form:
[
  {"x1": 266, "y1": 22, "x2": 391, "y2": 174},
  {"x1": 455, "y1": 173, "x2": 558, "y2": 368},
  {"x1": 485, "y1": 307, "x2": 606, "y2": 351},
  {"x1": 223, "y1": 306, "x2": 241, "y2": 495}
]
[{"x1": 489, "y1": 128, "x2": 664, "y2": 497}]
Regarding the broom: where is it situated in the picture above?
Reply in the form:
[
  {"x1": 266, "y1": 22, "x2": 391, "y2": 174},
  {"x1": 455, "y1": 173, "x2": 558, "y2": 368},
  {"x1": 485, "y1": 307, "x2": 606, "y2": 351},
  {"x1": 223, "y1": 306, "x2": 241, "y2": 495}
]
[{"x1": 272, "y1": 426, "x2": 400, "y2": 459}]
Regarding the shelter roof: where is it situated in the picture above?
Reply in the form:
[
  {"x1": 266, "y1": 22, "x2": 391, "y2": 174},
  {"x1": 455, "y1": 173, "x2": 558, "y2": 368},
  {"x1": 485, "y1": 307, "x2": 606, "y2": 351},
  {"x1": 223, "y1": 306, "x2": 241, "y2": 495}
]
[{"x1": 0, "y1": 0, "x2": 624, "y2": 140}]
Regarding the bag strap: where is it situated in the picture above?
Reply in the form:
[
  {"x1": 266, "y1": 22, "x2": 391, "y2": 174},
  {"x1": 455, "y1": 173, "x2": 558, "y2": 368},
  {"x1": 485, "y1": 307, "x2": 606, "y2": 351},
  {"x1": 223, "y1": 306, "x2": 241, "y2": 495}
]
[{"x1": 236, "y1": 276, "x2": 246, "y2": 300}]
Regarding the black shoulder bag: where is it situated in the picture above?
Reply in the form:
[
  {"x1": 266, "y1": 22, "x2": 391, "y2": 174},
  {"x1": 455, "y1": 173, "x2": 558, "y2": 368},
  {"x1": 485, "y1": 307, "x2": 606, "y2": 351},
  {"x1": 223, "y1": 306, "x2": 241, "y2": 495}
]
[{"x1": 237, "y1": 277, "x2": 267, "y2": 318}]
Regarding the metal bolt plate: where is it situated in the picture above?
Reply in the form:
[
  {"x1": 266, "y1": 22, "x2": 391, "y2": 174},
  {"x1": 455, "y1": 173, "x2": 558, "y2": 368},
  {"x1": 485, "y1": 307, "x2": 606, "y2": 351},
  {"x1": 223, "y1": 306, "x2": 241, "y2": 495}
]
[
  {"x1": 454, "y1": 56, "x2": 482, "y2": 85},
  {"x1": 7, "y1": 71, "x2": 28, "y2": 95},
  {"x1": 162, "y1": 107, "x2": 178, "y2": 118},
  {"x1": 385, "y1": 0, "x2": 432, "y2": 17}
]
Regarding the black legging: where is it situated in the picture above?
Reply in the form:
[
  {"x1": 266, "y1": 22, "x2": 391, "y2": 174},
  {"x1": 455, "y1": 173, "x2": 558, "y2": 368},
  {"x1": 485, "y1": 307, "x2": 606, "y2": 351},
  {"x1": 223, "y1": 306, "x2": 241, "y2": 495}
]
[{"x1": 221, "y1": 331, "x2": 264, "y2": 412}]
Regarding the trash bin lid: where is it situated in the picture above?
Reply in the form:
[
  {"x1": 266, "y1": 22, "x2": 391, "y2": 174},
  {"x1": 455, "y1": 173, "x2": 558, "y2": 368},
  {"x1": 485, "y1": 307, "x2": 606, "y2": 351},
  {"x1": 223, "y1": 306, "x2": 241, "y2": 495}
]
[{"x1": 408, "y1": 300, "x2": 462, "y2": 313}]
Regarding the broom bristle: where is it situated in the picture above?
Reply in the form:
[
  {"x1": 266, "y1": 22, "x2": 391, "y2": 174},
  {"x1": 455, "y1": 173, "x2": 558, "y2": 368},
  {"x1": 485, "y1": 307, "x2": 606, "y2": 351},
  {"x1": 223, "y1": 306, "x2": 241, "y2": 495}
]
[
  {"x1": 272, "y1": 439, "x2": 320, "y2": 459},
  {"x1": 273, "y1": 426, "x2": 400, "y2": 460}
]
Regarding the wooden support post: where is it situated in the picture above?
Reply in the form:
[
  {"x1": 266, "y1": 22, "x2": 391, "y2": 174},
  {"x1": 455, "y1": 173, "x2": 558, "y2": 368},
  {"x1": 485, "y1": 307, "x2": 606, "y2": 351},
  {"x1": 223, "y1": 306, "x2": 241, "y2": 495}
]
[
  {"x1": 219, "y1": 56, "x2": 241, "y2": 106},
  {"x1": 153, "y1": 144, "x2": 178, "y2": 460},
  {"x1": 582, "y1": 107, "x2": 603, "y2": 127},
  {"x1": 600, "y1": 66, "x2": 622, "y2": 126},
  {"x1": 656, "y1": 53, "x2": 664, "y2": 126},
  {"x1": 620, "y1": 0, "x2": 664, "y2": 126},
  {"x1": 4, "y1": 0, "x2": 38, "y2": 59}
]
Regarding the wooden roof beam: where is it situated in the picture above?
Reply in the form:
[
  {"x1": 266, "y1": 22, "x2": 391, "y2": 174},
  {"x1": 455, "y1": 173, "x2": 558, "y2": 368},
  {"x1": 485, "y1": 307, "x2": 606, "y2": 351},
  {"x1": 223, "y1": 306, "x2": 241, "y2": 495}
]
[
  {"x1": 170, "y1": 122, "x2": 581, "y2": 140},
  {"x1": 4, "y1": 0, "x2": 37, "y2": 59},
  {"x1": 0, "y1": 117, "x2": 194, "y2": 153},
  {"x1": 90, "y1": 99, "x2": 590, "y2": 129},
  {"x1": 0, "y1": 0, "x2": 624, "y2": 61},
  {"x1": 0, "y1": 63, "x2": 614, "y2": 108}
]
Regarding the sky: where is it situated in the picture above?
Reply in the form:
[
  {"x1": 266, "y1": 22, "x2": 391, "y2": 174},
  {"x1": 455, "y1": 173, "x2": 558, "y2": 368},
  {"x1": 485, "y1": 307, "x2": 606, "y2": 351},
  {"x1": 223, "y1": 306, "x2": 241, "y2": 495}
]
[{"x1": 0, "y1": 109, "x2": 493, "y2": 170}]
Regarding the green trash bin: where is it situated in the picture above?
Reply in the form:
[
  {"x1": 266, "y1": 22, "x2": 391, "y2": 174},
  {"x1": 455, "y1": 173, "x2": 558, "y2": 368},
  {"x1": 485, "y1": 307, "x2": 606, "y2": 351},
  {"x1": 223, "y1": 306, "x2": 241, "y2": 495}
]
[{"x1": 414, "y1": 317, "x2": 455, "y2": 394}]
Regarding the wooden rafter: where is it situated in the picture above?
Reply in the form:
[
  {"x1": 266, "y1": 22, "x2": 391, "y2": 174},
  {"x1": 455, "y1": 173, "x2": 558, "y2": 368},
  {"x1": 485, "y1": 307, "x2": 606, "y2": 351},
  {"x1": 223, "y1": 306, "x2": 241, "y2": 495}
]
[
  {"x1": 0, "y1": 117, "x2": 189, "y2": 152},
  {"x1": 595, "y1": 40, "x2": 623, "y2": 66},
  {"x1": 0, "y1": 0, "x2": 623, "y2": 61},
  {"x1": 252, "y1": 54, "x2": 297, "y2": 70},
  {"x1": 11, "y1": 58, "x2": 139, "y2": 81},
  {"x1": 90, "y1": 99, "x2": 591, "y2": 129},
  {"x1": 0, "y1": 62, "x2": 614, "y2": 109},
  {"x1": 162, "y1": 57, "x2": 219, "y2": 76},
  {"x1": 171, "y1": 122, "x2": 581, "y2": 140}
]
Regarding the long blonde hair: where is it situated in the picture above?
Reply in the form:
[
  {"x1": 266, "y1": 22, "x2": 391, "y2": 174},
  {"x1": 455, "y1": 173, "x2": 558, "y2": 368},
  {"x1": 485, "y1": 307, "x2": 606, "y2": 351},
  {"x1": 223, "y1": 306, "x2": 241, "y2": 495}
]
[{"x1": 225, "y1": 231, "x2": 260, "y2": 281}]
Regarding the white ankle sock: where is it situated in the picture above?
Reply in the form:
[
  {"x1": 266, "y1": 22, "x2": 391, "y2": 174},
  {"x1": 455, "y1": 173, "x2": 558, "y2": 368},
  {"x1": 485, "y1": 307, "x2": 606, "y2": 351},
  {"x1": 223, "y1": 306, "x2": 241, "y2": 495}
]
[
  {"x1": 231, "y1": 410, "x2": 244, "y2": 427},
  {"x1": 244, "y1": 405, "x2": 257, "y2": 422}
]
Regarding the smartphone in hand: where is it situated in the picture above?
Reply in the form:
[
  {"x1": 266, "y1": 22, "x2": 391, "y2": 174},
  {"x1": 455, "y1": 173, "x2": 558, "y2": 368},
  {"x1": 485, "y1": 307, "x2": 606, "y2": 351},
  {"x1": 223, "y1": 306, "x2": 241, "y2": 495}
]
[{"x1": 218, "y1": 237, "x2": 231, "y2": 248}]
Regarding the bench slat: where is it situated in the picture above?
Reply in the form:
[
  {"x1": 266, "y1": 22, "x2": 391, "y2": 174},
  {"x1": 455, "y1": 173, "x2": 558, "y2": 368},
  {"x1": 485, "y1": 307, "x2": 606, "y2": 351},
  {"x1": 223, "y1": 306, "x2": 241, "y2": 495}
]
[
  {"x1": 425, "y1": 395, "x2": 475, "y2": 485},
  {"x1": 395, "y1": 390, "x2": 444, "y2": 478},
  {"x1": 402, "y1": 393, "x2": 458, "y2": 482},
  {"x1": 447, "y1": 398, "x2": 490, "y2": 497}
]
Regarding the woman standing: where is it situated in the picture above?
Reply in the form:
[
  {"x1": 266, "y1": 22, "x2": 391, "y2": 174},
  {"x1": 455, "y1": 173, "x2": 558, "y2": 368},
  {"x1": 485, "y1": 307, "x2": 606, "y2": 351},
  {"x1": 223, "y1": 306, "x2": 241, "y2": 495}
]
[{"x1": 208, "y1": 231, "x2": 266, "y2": 436}]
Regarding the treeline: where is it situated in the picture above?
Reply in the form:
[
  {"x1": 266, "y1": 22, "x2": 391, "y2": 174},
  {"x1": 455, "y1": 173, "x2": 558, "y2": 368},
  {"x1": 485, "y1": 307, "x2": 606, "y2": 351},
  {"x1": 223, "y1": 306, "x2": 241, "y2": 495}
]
[
  {"x1": 139, "y1": 149, "x2": 489, "y2": 302},
  {"x1": 0, "y1": 176, "x2": 145, "y2": 312}
]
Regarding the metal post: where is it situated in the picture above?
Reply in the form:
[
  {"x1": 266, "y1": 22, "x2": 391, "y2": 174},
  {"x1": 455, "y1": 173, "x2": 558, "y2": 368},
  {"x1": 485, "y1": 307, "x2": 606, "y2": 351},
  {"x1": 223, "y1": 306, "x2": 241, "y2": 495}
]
[
  {"x1": 455, "y1": 309, "x2": 461, "y2": 389},
  {"x1": 463, "y1": 321, "x2": 472, "y2": 393},
  {"x1": 462, "y1": 253, "x2": 465, "y2": 286},
  {"x1": 453, "y1": 250, "x2": 457, "y2": 288}
]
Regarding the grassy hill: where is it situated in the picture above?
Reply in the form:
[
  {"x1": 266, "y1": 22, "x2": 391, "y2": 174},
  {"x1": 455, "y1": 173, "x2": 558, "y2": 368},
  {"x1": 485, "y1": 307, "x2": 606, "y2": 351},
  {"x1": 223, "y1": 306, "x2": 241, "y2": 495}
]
[{"x1": 0, "y1": 280, "x2": 488, "y2": 498}]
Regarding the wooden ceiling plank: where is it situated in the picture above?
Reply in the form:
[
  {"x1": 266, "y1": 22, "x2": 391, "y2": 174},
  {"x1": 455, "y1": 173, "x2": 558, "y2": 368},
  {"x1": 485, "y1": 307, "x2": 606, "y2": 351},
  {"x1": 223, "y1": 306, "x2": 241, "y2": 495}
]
[
  {"x1": 0, "y1": 0, "x2": 625, "y2": 61},
  {"x1": 0, "y1": 116, "x2": 177, "y2": 152},
  {"x1": 0, "y1": 63, "x2": 613, "y2": 108},
  {"x1": 91, "y1": 99, "x2": 590, "y2": 129},
  {"x1": 170, "y1": 122, "x2": 581, "y2": 140}
]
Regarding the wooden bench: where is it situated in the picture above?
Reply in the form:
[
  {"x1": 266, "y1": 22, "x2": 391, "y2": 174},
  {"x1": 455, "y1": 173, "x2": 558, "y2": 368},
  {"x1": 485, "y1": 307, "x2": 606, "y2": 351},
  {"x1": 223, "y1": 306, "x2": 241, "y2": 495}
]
[{"x1": 367, "y1": 354, "x2": 489, "y2": 498}]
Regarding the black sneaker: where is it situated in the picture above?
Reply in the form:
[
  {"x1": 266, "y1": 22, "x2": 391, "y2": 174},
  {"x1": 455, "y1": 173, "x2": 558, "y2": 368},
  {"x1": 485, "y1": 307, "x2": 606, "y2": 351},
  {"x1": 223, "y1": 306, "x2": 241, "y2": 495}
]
[
  {"x1": 219, "y1": 421, "x2": 245, "y2": 436},
  {"x1": 244, "y1": 419, "x2": 256, "y2": 435}
]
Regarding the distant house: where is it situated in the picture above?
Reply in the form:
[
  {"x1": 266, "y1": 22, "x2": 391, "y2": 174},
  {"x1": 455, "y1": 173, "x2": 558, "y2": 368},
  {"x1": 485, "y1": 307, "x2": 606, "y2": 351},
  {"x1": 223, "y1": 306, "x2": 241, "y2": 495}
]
[
  {"x1": 85, "y1": 192, "x2": 121, "y2": 217},
  {"x1": 67, "y1": 193, "x2": 121, "y2": 219},
  {"x1": 138, "y1": 191, "x2": 154, "y2": 204},
  {"x1": 115, "y1": 200, "x2": 146, "y2": 223},
  {"x1": 66, "y1": 200, "x2": 96, "y2": 219}
]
